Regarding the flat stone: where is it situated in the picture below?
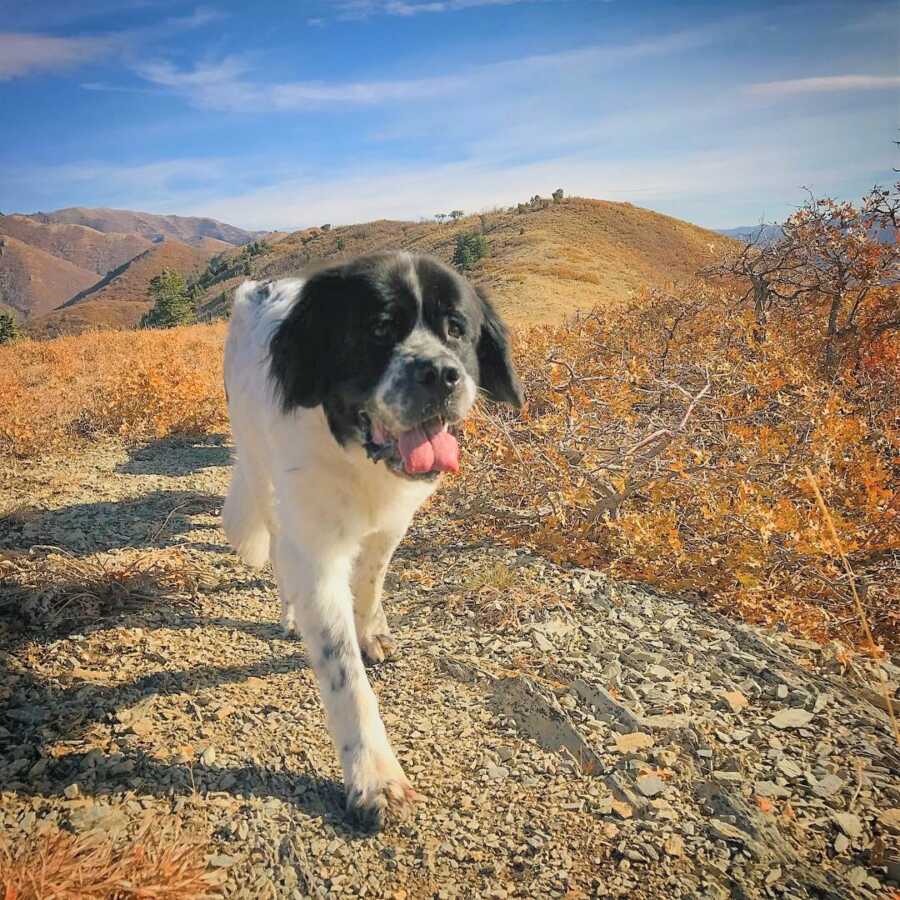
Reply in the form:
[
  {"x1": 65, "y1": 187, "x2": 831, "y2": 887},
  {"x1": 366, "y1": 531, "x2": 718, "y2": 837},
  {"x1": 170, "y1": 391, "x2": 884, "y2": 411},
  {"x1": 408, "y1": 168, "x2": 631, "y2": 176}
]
[
  {"x1": 720, "y1": 691, "x2": 748, "y2": 714},
  {"x1": 613, "y1": 733, "x2": 654, "y2": 754},
  {"x1": 755, "y1": 781, "x2": 790, "y2": 798},
  {"x1": 768, "y1": 708, "x2": 814, "y2": 730},
  {"x1": 812, "y1": 774, "x2": 844, "y2": 798},
  {"x1": 832, "y1": 812, "x2": 861, "y2": 838},
  {"x1": 776, "y1": 758, "x2": 802, "y2": 779},
  {"x1": 635, "y1": 775, "x2": 665, "y2": 798},
  {"x1": 878, "y1": 808, "x2": 900, "y2": 834}
]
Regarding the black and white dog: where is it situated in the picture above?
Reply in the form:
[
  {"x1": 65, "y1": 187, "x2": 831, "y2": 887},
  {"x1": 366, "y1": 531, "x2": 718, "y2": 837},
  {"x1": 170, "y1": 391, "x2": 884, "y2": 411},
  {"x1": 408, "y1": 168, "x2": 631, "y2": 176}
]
[{"x1": 222, "y1": 251, "x2": 522, "y2": 828}]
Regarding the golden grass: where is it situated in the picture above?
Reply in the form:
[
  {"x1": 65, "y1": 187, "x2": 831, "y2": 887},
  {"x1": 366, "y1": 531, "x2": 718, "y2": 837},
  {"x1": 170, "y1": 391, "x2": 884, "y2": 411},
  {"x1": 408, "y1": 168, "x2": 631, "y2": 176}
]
[
  {"x1": 0, "y1": 322, "x2": 227, "y2": 457},
  {"x1": 0, "y1": 277, "x2": 895, "y2": 650},
  {"x1": 0, "y1": 821, "x2": 222, "y2": 899},
  {"x1": 0, "y1": 547, "x2": 209, "y2": 627}
]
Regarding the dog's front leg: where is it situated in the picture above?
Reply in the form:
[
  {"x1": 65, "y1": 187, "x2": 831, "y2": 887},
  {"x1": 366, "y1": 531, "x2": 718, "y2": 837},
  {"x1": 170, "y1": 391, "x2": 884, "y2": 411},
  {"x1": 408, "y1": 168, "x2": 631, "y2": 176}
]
[
  {"x1": 352, "y1": 528, "x2": 405, "y2": 663},
  {"x1": 273, "y1": 535, "x2": 419, "y2": 829}
]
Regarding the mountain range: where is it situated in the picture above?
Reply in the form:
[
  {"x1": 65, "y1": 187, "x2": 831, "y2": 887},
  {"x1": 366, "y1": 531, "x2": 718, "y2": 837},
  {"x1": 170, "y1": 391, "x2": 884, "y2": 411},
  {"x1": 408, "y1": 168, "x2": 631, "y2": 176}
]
[
  {"x1": 0, "y1": 208, "x2": 262, "y2": 329},
  {"x1": 1, "y1": 200, "x2": 739, "y2": 336}
]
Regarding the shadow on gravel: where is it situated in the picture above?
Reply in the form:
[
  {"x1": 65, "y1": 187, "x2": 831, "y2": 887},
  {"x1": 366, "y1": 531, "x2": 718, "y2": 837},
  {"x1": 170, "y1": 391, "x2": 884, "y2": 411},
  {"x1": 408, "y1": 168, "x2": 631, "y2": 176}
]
[
  {"x1": 0, "y1": 489, "x2": 223, "y2": 554},
  {"x1": 0, "y1": 641, "x2": 379, "y2": 833},
  {"x1": 115, "y1": 434, "x2": 232, "y2": 477}
]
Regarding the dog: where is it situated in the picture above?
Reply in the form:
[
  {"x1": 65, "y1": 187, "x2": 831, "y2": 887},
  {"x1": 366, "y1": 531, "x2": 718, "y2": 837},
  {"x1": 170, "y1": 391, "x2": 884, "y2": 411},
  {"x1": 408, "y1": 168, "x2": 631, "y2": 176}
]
[{"x1": 222, "y1": 251, "x2": 522, "y2": 828}]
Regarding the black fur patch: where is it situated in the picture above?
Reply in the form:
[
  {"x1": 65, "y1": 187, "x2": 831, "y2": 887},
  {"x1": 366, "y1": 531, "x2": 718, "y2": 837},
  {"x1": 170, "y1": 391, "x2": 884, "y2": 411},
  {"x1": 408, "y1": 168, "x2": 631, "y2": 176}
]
[{"x1": 268, "y1": 252, "x2": 523, "y2": 448}]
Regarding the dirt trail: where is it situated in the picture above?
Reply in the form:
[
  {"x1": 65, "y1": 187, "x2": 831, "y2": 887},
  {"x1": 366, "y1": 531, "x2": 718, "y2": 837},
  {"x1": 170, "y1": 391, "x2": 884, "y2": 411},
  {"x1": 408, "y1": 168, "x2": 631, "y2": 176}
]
[{"x1": 1, "y1": 437, "x2": 897, "y2": 899}]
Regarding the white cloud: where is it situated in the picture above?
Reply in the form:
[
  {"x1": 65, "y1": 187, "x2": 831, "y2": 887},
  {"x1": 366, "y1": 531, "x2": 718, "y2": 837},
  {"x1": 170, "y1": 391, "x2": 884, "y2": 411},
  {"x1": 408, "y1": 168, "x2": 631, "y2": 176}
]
[
  {"x1": 131, "y1": 56, "x2": 463, "y2": 111},
  {"x1": 747, "y1": 74, "x2": 900, "y2": 97},
  {"x1": 130, "y1": 23, "x2": 726, "y2": 113},
  {"x1": 0, "y1": 32, "x2": 112, "y2": 80},
  {"x1": 183, "y1": 144, "x2": 883, "y2": 231}
]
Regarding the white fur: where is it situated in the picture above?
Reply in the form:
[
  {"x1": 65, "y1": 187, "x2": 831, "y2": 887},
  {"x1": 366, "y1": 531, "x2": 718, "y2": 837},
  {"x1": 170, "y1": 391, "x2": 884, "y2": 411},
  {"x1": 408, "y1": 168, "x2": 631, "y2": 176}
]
[{"x1": 222, "y1": 277, "x2": 439, "y2": 824}]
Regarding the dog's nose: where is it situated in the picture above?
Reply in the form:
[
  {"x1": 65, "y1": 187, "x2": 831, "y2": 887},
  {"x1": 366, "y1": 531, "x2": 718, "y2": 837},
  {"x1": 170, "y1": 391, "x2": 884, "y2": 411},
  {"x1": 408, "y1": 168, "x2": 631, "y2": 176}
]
[{"x1": 412, "y1": 360, "x2": 460, "y2": 393}]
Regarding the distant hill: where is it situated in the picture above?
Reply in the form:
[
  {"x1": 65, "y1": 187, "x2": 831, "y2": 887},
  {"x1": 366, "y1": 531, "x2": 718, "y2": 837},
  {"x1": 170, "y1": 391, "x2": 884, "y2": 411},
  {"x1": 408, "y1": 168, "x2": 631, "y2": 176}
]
[
  {"x1": 8, "y1": 196, "x2": 735, "y2": 334},
  {"x1": 24, "y1": 207, "x2": 259, "y2": 248},
  {"x1": 0, "y1": 206, "x2": 259, "y2": 324},
  {"x1": 0, "y1": 214, "x2": 152, "y2": 276},
  {"x1": 717, "y1": 224, "x2": 784, "y2": 246},
  {"x1": 31, "y1": 240, "x2": 220, "y2": 337},
  {"x1": 199, "y1": 197, "x2": 735, "y2": 328},
  {"x1": 0, "y1": 235, "x2": 100, "y2": 319}
]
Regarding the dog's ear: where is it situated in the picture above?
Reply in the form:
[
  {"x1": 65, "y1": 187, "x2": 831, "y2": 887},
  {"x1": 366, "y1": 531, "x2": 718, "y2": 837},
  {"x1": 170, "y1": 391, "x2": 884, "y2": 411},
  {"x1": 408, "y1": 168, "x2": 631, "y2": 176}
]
[
  {"x1": 269, "y1": 270, "x2": 350, "y2": 410},
  {"x1": 475, "y1": 286, "x2": 523, "y2": 408}
]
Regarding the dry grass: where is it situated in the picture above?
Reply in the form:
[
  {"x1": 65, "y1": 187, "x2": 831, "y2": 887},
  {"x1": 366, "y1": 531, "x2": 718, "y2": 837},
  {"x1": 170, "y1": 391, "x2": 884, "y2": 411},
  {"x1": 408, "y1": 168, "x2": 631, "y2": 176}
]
[
  {"x1": 0, "y1": 322, "x2": 227, "y2": 457},
  {"x1": 0, "y1": 547, "x2": 209, "y2": 628},
  {"x1": 0, "y1": 266, "x2": 895, "y2": 651},
  {"x1": 0, "y1": 820, "x2": 222, "y2": 899}
]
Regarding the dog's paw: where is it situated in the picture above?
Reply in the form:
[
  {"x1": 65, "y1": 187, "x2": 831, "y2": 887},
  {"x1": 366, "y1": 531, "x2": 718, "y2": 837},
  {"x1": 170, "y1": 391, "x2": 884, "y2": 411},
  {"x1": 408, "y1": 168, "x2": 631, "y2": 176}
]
[
  {"x1": 345, "y1": 772, "x2": 421, "y2": 831},
  {"x1": 342, "y1": 745, "x2": 421, "y2": 831},
  {"x1": 358, "y1": 632, "x2": 397, "y2": 664}
]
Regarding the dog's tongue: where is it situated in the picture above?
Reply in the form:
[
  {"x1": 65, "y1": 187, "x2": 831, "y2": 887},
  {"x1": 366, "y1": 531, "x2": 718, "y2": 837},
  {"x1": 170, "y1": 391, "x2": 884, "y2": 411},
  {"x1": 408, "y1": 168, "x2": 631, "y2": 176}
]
[{"x1": 397, "y1": 421, "x2": 459, "y2": 475}]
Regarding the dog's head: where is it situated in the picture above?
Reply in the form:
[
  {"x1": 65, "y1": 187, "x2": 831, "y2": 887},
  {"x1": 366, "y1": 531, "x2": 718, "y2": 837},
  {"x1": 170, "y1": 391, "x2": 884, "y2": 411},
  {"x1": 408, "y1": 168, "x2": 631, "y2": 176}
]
[{"x1": 269, "y1": 252, "x2": 522, "y2": 479}]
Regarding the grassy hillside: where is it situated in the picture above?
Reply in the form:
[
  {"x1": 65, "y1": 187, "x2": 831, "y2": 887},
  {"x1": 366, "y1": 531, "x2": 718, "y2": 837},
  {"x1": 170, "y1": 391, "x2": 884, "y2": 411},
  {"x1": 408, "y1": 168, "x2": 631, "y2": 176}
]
[
  {"x1": 31, "y1": 240, "x2": 220, "y2": 337},
  {"x1": 0, "y1": 235, "x2": 99, "y2": 319},
  {"x1": 0, "y1": 214, "x2": 151, "y2": 276},
  {"x1": 25, "y1": 207, "x2": 258, "y2": 247},
  {"x1": 229, "y1": 197, "x2": 733, "y2": 327}
]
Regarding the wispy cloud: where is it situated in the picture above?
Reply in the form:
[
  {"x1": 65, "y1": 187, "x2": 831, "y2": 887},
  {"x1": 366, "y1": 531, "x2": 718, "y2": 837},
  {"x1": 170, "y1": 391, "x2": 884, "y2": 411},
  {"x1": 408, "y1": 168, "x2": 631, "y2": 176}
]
[
  {"x1": 0, "y1": 32, "x2": 114, "y2": 80},
  {"x1": 747, "y1": 74, "x2": 900, "y2": 97},
  {"x1": 130, "y1": 23, "x2": 726, "y2": 113},
  {"x1": 335, "y1": 0, "x2": 544, "y2": 19},
  {"x1": 0, "y1": 7, "x2": 225, "y2": 82},
  {"x1": 131, "y1": 57, "x2": 463, "y2": 111}
]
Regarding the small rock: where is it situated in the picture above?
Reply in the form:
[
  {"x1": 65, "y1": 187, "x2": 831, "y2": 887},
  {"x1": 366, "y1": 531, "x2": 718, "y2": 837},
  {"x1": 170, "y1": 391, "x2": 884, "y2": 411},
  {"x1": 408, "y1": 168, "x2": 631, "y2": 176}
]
[
  {"x1": 63, "y1": 784, "x2": 80, "y2": 799},
  {"x1": 663, "y1": 834, "x2": 684, "y2": 857},
  {"x1": 878, "y1": 808, "x2": 900, "y2": 834},
  {"x1": 776, "y1": 758, "x2": 802, "y2": 779},
  {"x1": 200, "y1": 746, "x2": 217, "y2": 767},
  {"x1": 614, "y1": 733, "x2": 654, "y2": 754},
  {"x1": 833, "y1": 834, "x2": 849, "y2": 854},
  {"x1": 720, "y1": 691, "x2": 748, "y2": 714},
  {"x1": 486, "y1": 765, "x2": 509, "y2": 780},
  {"x1": 832, "y1": 812, "x2": 861, "y2": 838},
  {"x1": 755, "y1": 781, "x2": 790, "y2": 798},
  {"x1": 812, "y1": 774, "x2": 844, "y2": 799},
  {"x1": 635, "y1": 775, "x2": 665, "y2": 798},
  {"x1": 768, "y1": 708, "x2": 814, "y2": 730}
]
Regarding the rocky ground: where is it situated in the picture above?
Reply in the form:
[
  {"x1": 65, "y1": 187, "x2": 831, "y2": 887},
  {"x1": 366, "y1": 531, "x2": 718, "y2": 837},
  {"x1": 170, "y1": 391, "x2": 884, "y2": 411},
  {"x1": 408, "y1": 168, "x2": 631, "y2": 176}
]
[{"x1": 1, "y1": 436, "x2": 898, "y2": 899}]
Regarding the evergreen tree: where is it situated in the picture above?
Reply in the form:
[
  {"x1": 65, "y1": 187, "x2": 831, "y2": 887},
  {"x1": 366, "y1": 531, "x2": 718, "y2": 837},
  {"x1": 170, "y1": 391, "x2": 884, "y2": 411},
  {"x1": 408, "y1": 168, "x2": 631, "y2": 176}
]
[
  {"x1": 0, "y1": 310, "x2": 20, "y2": 344},
  {"x1": 452, "y1": 232, "x2": 489, "y2": 272},
  {"x1": 141, "y1": 269, "x2": 195, "y2": 328}
]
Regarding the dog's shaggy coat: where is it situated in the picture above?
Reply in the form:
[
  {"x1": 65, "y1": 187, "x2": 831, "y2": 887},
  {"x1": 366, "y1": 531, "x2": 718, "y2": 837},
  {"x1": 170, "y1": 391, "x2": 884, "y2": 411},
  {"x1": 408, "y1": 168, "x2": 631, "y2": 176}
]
[{"x1": 222, "y1": 252, "x2": 521, "y2": 828}]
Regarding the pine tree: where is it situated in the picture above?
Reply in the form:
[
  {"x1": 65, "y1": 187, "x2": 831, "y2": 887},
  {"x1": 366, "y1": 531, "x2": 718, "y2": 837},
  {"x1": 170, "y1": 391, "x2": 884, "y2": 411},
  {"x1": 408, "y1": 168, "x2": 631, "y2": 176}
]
[
  {"x1": 0, "y1": 310, "x2": 20, "y2": 344},
  {"x1": 141, "y1": 269, "x2": 195, "y2": 328},
  {"x1": 452, "y1": 233, "x2": 489, "y2": 272}
]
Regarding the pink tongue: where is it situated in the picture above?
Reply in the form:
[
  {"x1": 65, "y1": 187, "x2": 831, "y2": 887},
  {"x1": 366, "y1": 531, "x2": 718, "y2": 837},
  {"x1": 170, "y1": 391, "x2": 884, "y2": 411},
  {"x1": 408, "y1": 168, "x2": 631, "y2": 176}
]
[{"x1": 397, "y1": 422, "x2": 459, "y2": 475}]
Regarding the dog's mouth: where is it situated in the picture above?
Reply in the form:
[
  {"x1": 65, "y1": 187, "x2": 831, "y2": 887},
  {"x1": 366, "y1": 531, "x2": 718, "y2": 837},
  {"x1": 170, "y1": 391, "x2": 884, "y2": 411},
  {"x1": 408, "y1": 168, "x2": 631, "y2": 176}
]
[{"x1": 359, "y1": 412, "x2": 460, "y2": 480}]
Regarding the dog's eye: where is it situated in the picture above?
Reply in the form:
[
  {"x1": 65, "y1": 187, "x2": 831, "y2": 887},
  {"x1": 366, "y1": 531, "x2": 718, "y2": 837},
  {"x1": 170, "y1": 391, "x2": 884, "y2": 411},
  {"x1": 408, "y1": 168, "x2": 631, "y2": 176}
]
[{"x1": 447, "y1": 318, "x2": 465, "y2": 339}]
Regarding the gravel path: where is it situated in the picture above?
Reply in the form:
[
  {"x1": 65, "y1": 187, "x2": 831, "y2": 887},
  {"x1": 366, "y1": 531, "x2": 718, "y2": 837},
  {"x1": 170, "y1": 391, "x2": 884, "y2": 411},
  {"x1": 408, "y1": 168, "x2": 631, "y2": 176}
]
[{"x1": 1, "y1": 436, "x2": 898, "y2": 899}]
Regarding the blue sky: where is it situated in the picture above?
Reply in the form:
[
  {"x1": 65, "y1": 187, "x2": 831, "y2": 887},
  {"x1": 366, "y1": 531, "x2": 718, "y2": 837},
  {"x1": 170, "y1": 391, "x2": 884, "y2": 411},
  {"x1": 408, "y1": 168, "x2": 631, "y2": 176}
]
[{"x1": 0, "y1": 0, "x2": 897, "y2": 230}]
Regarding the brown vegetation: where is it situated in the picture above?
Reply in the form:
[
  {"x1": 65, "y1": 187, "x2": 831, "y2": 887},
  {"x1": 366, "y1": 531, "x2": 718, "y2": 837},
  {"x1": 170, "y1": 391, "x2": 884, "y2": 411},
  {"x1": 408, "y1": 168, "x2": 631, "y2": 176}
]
[
  {"x1": 0, "y1": 819, "x2": 222, "y2": 899},
  {"x1": 32, "y1": 242, "x2": 223, "y2": 337},
  {"x1": 0, "y1": 190, "x2": 895, "y2": 652},
  {"x1": 0, "y1": 235, "x2": 99, "y2": 318},
  {"x1": 0, "y1": 214, "x2": 151, "y2": 276}
]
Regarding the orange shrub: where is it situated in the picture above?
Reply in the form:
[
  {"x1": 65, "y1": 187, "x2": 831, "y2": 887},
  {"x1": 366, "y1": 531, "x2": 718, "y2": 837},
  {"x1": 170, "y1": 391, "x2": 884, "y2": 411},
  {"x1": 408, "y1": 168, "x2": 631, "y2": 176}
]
[
  {"x1": 0, "y1": 282, "x2": 895, "y2": 649},
  {"x1": 451, "y1": 281, "x2": 899, "y2": 649},
  {"x1": 0, "y1": 322, "x2": 228, "y2": 456}
]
